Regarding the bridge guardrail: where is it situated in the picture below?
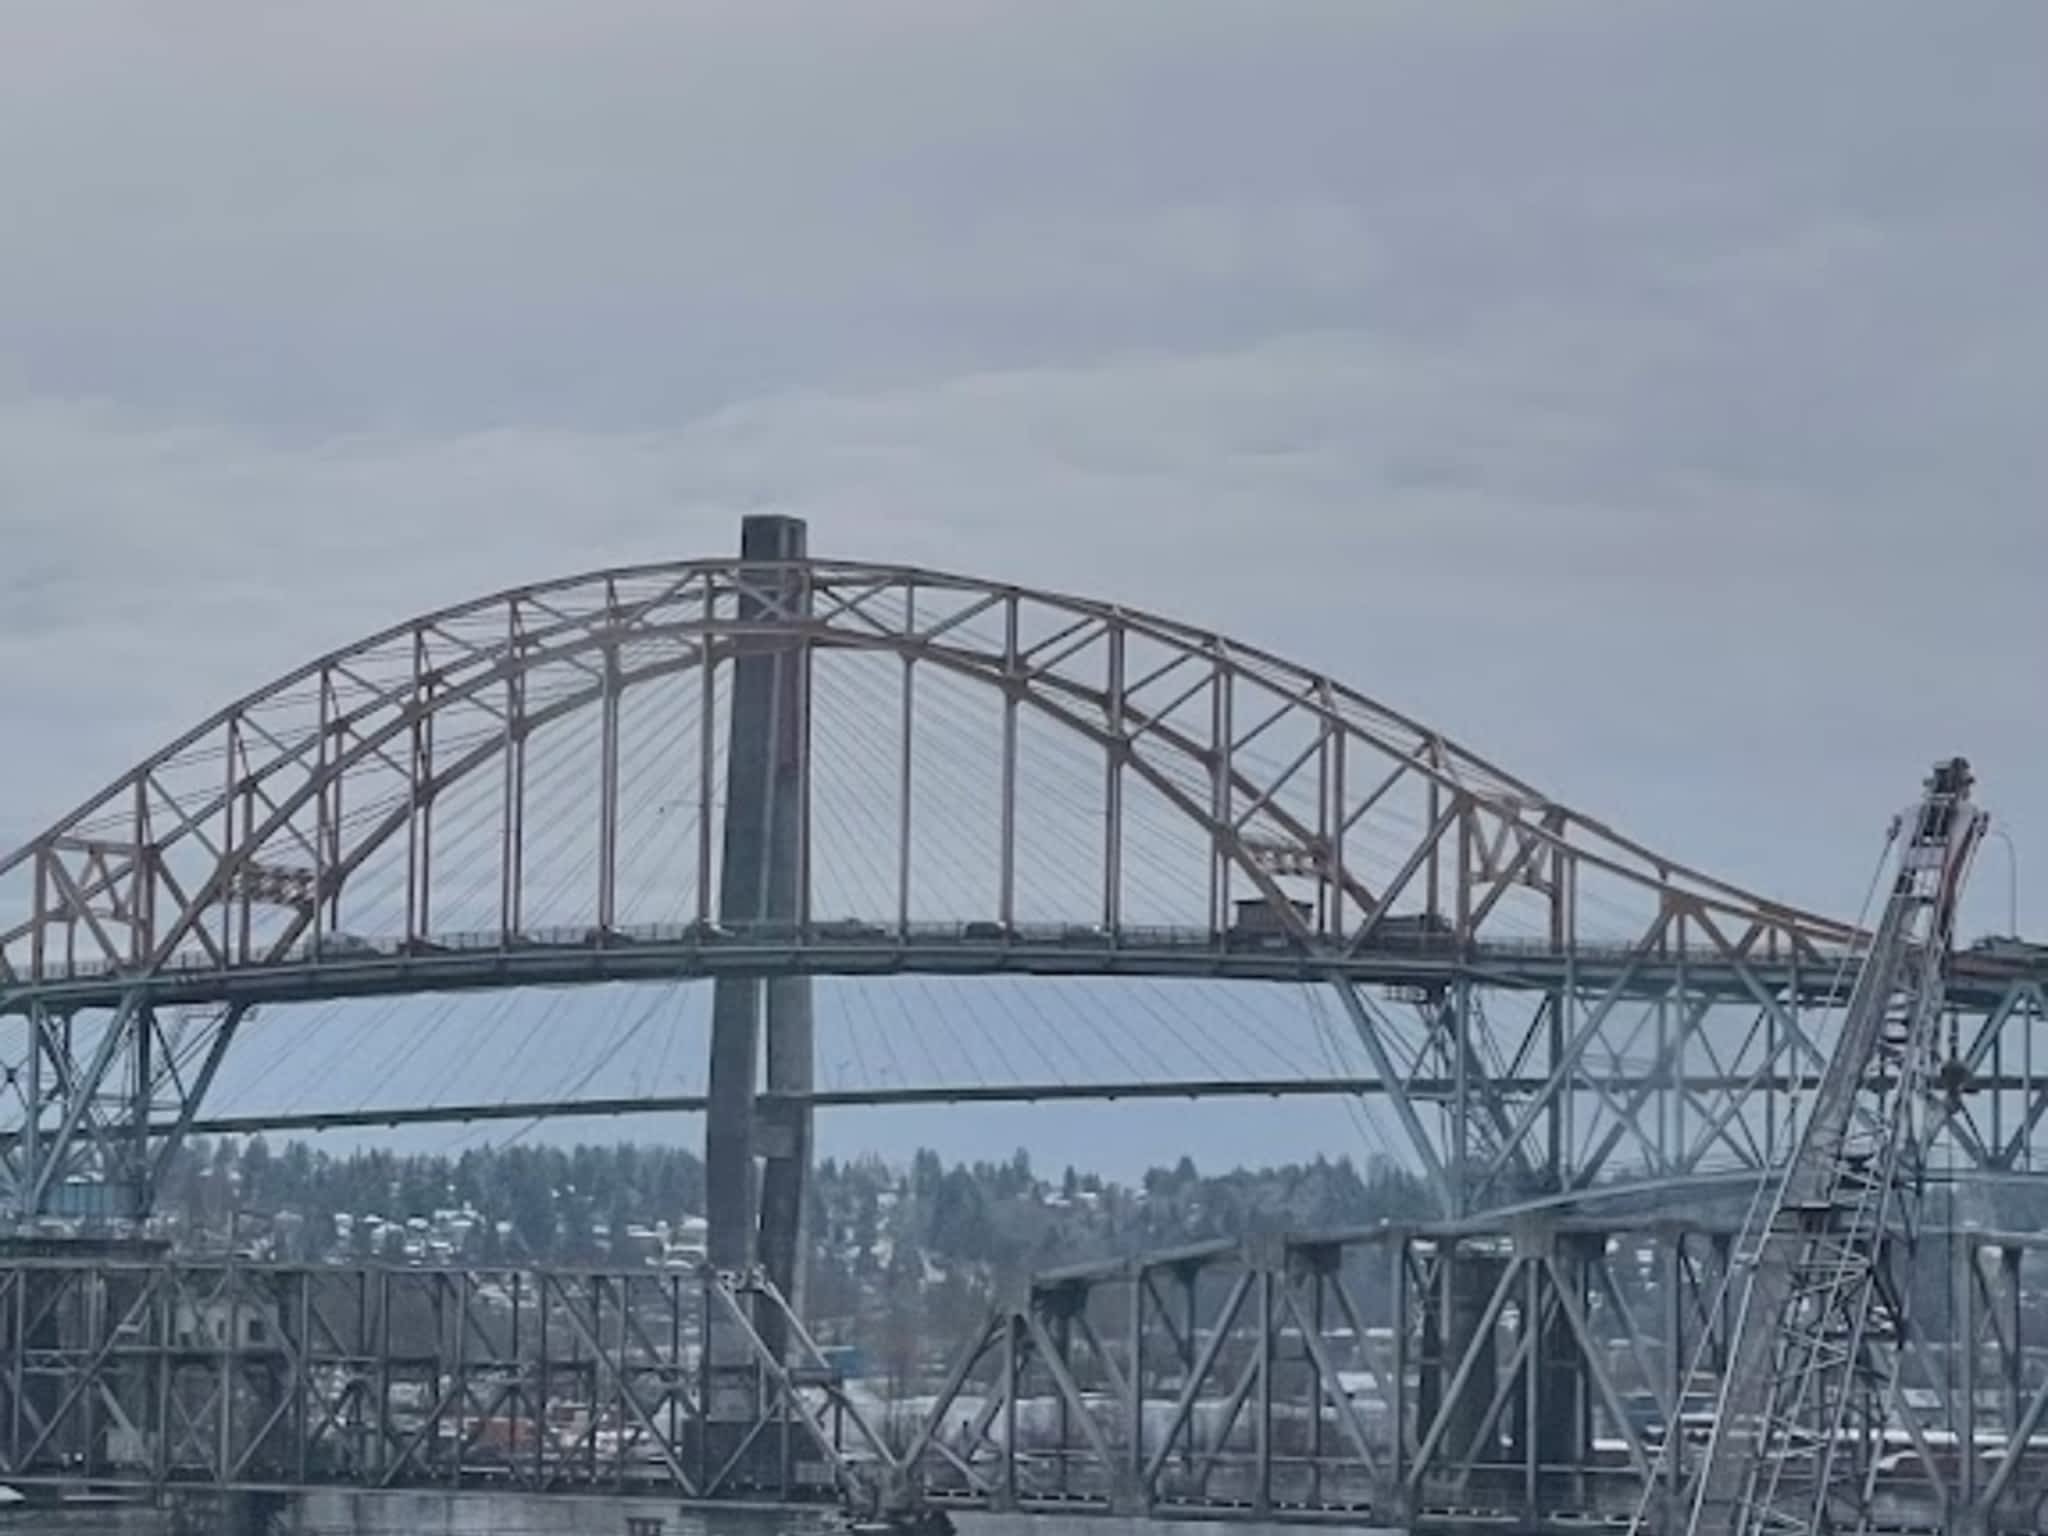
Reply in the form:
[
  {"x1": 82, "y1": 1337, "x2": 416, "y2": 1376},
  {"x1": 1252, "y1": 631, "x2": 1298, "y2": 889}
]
[{"x1": 9, "y1": 917, "x2": 1875, "y2": 988}]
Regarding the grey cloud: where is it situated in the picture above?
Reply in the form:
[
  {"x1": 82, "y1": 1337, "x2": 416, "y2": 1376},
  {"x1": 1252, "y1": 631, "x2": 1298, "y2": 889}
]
[
  {"x1": 6, "y1": 1, "x2": 2037, "y2": 430},
  {"x1": 3, "y1": 321, "x2": 2037, "y2": 918}
]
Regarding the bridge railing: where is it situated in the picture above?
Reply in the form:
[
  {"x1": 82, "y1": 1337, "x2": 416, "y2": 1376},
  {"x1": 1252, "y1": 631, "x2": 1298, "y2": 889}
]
[{"x1": 9, "y1": 915, "x2": 1866, "y2": 988}]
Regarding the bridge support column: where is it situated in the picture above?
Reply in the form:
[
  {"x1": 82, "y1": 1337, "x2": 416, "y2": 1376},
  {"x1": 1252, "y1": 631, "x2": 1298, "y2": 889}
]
[
  {"x1": 1540, "y1": 1234, "x2": 1595, "y2": 1470},
  {"x1": 1506, "y1": 1225, "x2": 1593, "y2": 1515},
  {"x1": 1418, "y1": 1244, "x2": 1502, "y2": 1489},
  {"x1": 12, "y1": 999, "x2": 145, "y2": 1222},
  {"x1": 706, "y1": 514, "x2": 813, "y2": 1409}
]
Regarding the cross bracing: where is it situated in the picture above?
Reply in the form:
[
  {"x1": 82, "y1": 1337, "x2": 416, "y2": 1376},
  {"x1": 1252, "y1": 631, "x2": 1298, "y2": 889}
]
[
  {"x1": 0, "y1": 553, "x2": 2042, "y2": 1224},
  {"x1": 12, "y1": 1221, "x2": 2048, "y2": 1530}
]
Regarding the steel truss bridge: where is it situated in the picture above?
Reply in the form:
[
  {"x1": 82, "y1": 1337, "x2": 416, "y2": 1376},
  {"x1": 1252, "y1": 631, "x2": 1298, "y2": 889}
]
[
  {"x1": 1, "y1": 515, "x2": 2044, "y2": 1526},
  {"x1": 8, "y1": 1222, "x2": 2048, "y2": 1533}
]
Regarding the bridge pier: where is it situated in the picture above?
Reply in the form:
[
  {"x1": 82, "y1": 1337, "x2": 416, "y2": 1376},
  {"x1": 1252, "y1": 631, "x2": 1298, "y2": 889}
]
[
  {"x1": 168, "y1": 1489, "x2": 292, "y2": 1536},
  {"x1": 706, "y1": 513, "x2": 814, "y2": 1403},
  {"x1": 1419, "y1": 1246, "x2": 1502, "y2": 1480},
  {"x1": 1505, "y1": 1225, "x2": 1595, "y2": 1519}
]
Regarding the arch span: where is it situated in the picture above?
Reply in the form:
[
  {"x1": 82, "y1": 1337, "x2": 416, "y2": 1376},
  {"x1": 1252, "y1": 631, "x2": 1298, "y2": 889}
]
[
  {"x1": 0, "y1": 554, "x2": 1852, "y2": 987},
  {"x1": 7, "y1": 544, "x2": 2042, "y2": 1228}
]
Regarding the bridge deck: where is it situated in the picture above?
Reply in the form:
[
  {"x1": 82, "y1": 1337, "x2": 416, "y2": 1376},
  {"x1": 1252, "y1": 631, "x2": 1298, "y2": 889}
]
[{"x1": 16, "y1": 920, "x2": 2028, "y2": 1014}]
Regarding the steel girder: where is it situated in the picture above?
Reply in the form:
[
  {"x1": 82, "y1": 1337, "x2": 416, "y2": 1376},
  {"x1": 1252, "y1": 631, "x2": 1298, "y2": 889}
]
[
  {"x1": 8, "y1": 1227, "x2": 2048, "y2": 1530},
  {"x1": 0, "y1": 1255, "x2": 884, "y2": 1505},
  {"x1": 892, "y1": 1220, "x2": 2048, "y2": 1534},
  {"x1": 0, "y1": 999, "x2": 246, "y2": 1224}
]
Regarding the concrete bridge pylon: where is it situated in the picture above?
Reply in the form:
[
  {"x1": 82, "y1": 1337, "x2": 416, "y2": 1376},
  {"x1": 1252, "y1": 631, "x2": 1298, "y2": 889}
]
[{"x1": 706, "y1": 513, "x2": 814, "y2": 1377}]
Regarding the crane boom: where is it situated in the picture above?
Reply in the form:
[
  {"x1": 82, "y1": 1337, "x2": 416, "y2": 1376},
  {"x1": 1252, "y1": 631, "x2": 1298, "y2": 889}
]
[{"x1": 1685, "y1": 757, "x2": 1986, "y2": 1536}]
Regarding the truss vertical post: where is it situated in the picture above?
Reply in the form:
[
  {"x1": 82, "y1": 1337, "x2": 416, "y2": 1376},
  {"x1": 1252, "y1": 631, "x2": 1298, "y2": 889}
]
[
  {"x1": 500, "y1": 604, "x2": 525, "y2": 943},
  {"x1": 1002, "y1": 1312, "x2": 1019, "y2": 1511},
  {"x1": 1954, "y1": 1232, "x2": 1977, "y2": 1514},
  {"x1": 999, "y1": 593, "x2": 1018, "y2": 930},
  {"x1": 1673, "y1": 920, "x2": 1688, "y2": 1175},
  {"x1": 418, "y1": 685, "x2": 435, "y2": 946},
  {"x1": 1523, "y1": 1254, "x2": 1540, "y2": 1520},
  {"x1": 596, "y1": 607, "x2": 621, "y2": 935},
  {"x1": 1765, "y1": 975, "x2": 1780, "y2": 1165},
  {"x1": 1103, "y1": 625, "x2": 1123, "y2": 933},
  {"x1": 235, "y1": 723, "x2": 255, "y2": 966},
  {"x1": 898, "y1": 586, "x2": 916, "y2": 939},
  {"x1": 1328, "y1": 703, "x2": 1346, "y2": 939},
  {"x1": 1126, "y1": 1267, "x2": 1145, "y2": 1503},
  {"x1": 2002, "y1": 1243, "x2": 2020, "y2": 1435},
  {"x1": 1204, "y1": 651, "x2": 1220, "y2": 937},
  {"x1": 220, "y1": 1260, "x2": 239, "y2": 1480},
  {"x1": 1385, "y1": 1239, "x2": 1407, "y2": 1495},
  {"x1": 127, "y1": 1004, "x2": 152, "y2": 1220},
  {"x1": 1453, "y1": 979, "x2": 1472, "y2": 1213},
  {"x1": 1308, "y1": 1264, "x2": 1326, "y2": 1505},
  {"x1": 1051, "y1": 1303, "x2": 1072, "y2": 1494},
  {"x1": 21, "y1": 1002, "x2": 44, "y2": 1215},
  {"x1": 2026, "y1": 986, "x2": 2039, "y2": 1170},
  {"x1": 452, "y1": 1272, "x2": 471, "y2": 1490},
  {"x1": 1546, "y1": 987, "x2": 1566, "y2": 1192},
  {"x1": 29, "y1": 846, "x2": 48, "y2": 982},
  {"x1": 404, "y1": 633, "x2": 424, "y2": 950},
  {"x1": 1426, "y1": 774, "x2": 1441, "y2": 923},
  {"x1": 1255, "y1": 1264, "x2": 1273, "y2": 1515},
  {"x1": 321, "y1": 667, "x2": 344, "y2": 942},
  {"x1": 1454, "y1": 802, "x2": 1473, "y2": 942},
  {"x1": 1661, "y1": 1235, "x2": 1682, "y2": 1502},
  {"x1": 695, "y1": 573, "x2": 717, "y2": 926},
  {"x1": 372, "y1": 1268, "x2": 391, "y2": 1483}
]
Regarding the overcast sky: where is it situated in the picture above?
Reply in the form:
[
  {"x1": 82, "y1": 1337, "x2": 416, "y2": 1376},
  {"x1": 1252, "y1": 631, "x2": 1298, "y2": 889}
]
[{"x1": 2, "y1": 1, "x2": 2043, "y2": 1177}]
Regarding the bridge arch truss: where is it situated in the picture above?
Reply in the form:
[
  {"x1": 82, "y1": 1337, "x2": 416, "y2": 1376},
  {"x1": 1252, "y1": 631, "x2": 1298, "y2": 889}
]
[{"x1": 0, "y1": 550, "x2": 2041, "y2": 1223}]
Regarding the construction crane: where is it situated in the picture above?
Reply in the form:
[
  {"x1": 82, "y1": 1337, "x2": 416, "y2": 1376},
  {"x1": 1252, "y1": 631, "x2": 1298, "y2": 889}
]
[{"x1": 1681, "y1": 757, "x2": 1988, "y2": 1536}]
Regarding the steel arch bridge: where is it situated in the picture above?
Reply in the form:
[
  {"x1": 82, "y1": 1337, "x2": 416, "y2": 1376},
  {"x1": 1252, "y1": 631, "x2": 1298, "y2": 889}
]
[{"x1": 1, "y1": 517, "x2": 2043, "y2": 1248}]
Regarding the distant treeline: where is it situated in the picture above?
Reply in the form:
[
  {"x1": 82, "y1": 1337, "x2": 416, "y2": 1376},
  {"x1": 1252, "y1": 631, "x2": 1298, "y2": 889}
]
[{"x1": 158, "y1": 1134, "x2": 1435, "y2": 1332}]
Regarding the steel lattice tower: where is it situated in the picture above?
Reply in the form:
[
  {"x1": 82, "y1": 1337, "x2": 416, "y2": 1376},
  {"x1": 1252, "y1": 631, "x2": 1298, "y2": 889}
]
[{"x1": 1686, "y1": 759, "x2": 1986, "y2": 1536}]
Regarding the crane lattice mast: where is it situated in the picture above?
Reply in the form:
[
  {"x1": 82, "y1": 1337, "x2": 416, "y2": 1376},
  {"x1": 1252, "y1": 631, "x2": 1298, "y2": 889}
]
[{"x1": 1685, "y1": 757, "x2": 1987, "y2": 1536}]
